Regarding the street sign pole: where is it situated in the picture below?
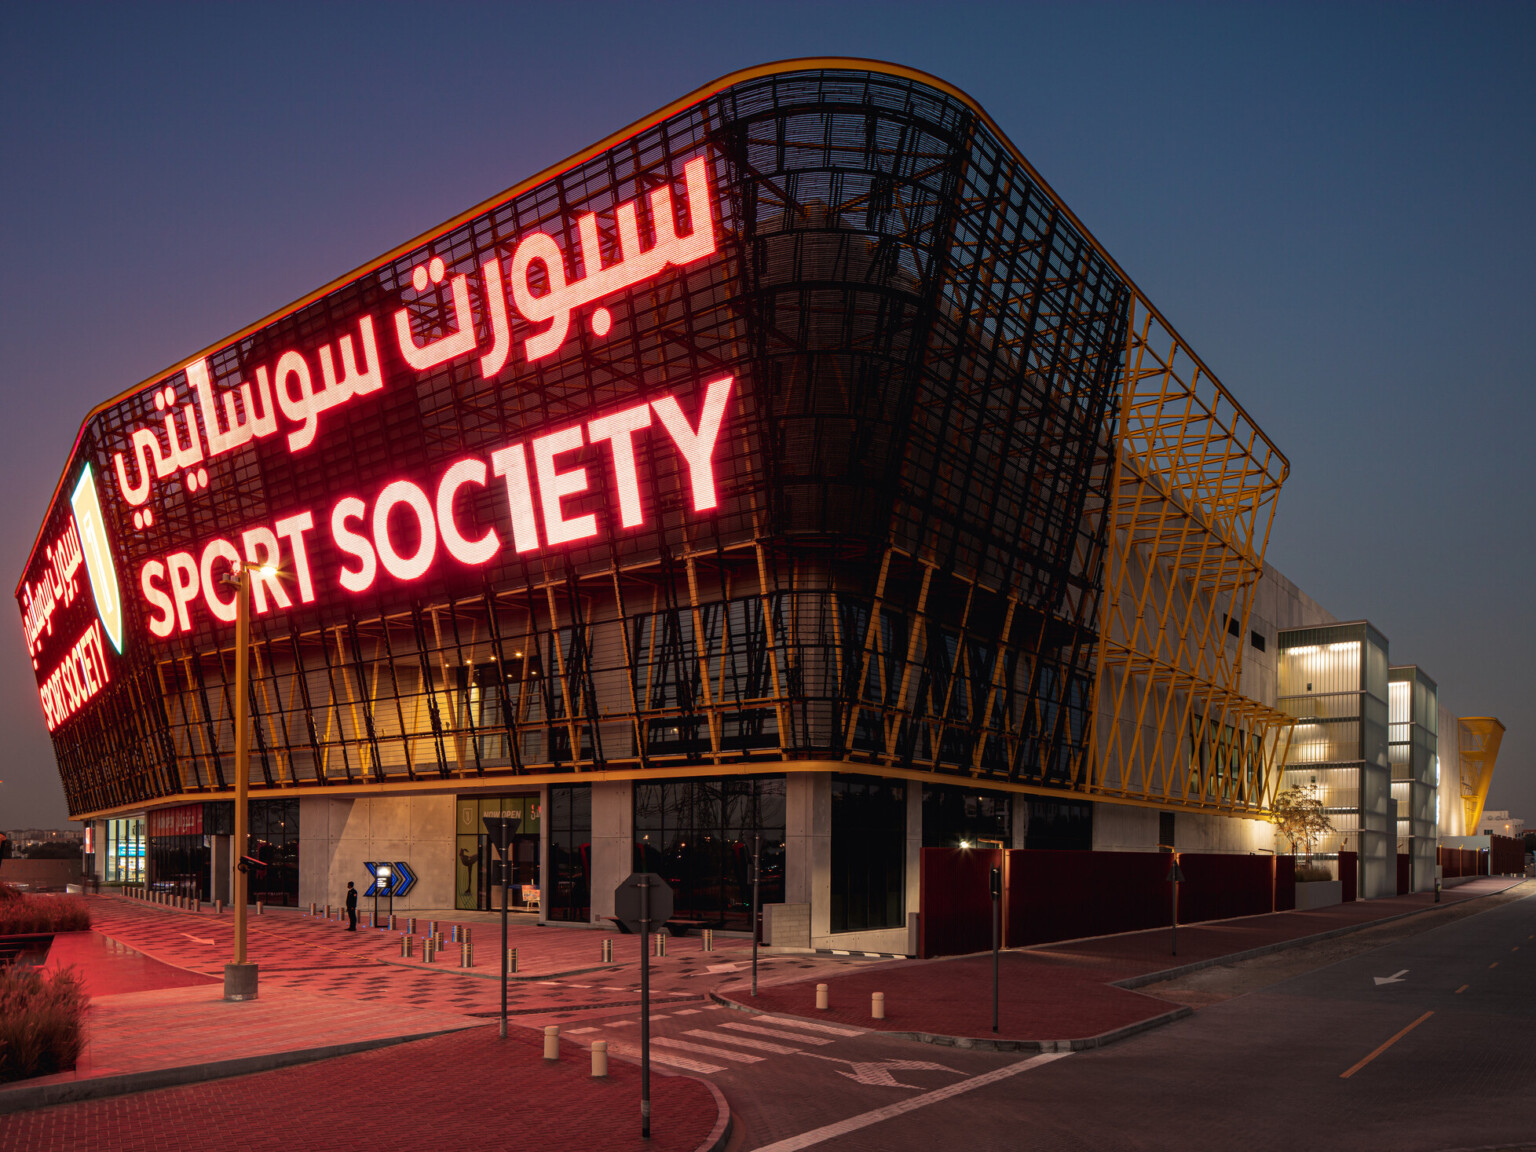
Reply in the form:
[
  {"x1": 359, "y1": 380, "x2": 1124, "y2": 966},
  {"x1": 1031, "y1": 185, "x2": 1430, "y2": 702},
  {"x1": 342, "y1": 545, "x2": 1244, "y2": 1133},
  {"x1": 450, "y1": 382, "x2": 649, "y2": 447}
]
[
  {"x1": 990, "y1": 863, "x2": 1001, "y2": 1033},
  {"x1": 483, "y1": 814, "x2": 521, "y2": 1039},
  {"x1": 640, "y1": 872, "x2": 651, "y2": 1140},
  {"x1": 751, "y1": 832, "x2": 761, "y2": 998},
  {"x1": 1167, "y1": 853, "x2": 1185, "y2": 957}
]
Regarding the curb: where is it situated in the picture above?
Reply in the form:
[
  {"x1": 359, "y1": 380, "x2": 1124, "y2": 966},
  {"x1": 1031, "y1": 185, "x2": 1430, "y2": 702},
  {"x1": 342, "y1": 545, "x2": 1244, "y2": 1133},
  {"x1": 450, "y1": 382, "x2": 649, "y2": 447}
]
[
  {"x1": 0, "y1": 1024, "x2": 481, "y2": 1115},
  {"x1": 705, "y1": 989, "x2": 1193, "y2": 1054},
  {"x1": 696, "y1": 1080, "x2": 733, "y2": 1152}
]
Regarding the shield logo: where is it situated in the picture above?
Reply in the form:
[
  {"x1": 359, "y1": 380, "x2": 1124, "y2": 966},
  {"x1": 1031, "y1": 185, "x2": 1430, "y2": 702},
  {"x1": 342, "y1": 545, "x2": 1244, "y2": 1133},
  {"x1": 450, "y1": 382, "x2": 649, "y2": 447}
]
[{"x1": 69, "y1": 463, "x2": 124, "y2": 654}]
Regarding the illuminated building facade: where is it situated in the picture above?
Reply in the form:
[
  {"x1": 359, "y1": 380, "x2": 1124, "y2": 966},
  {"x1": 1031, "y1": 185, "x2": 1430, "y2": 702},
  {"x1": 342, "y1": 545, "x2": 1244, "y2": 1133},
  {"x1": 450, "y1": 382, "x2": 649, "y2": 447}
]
[{"x1": 16, "y1": 60, "x2": 1501, "y2": 942}]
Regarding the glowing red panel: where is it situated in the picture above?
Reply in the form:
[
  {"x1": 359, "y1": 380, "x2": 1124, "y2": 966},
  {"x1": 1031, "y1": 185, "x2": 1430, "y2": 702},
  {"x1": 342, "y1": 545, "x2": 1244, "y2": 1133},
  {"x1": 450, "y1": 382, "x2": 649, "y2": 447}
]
[
  {"x1": 531, "y1": 425, "x2": 598, "y2": 546},
  {"x1": 651, "y1": 375, "x2": 733, "y2": 512},
  {"x1": 166, "y1": 552, "x2": 199, "y2": 633},
  {"x1": 436, "y1": 458, "x2": 499, "y2": 566},
  {"x1": 140, "y1": 560, "x2": 175, "y2": 639},
  {"x1": 490, "y1": 443, "x2": 541, "y2": 553},
  {"x1": 586, "y1": 403, "x2": 652, "y2": 528},
  {"x1": 241, "y1": 527, "x2": 292, "y2": 613},
  {"x1": 332, "y1": 497, "x2": 377, "y2": 593},
  {"x1": 274, "y1": 511, "x2": 317, "y2": 603},
  {"x1": 372, "y1": 480, "x2": 436, "y2": 581},
  {"x1": 198, "y1": 539, "x2": 240, "y2": 624}
]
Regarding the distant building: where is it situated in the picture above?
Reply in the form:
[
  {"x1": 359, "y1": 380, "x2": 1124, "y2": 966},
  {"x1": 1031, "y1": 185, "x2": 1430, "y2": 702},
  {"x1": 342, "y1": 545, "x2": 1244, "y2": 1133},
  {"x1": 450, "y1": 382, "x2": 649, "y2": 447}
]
[{"x1": 1477, "y1": 810, "x2": 1525, "y2": 839}]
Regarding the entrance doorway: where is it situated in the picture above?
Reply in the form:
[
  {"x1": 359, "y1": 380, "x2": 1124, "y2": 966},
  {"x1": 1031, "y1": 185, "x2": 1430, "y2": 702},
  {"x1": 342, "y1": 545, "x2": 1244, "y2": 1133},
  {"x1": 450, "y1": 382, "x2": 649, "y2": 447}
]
[{"x1": 456, "y1": 794, "x2": 541, "y2": 912}]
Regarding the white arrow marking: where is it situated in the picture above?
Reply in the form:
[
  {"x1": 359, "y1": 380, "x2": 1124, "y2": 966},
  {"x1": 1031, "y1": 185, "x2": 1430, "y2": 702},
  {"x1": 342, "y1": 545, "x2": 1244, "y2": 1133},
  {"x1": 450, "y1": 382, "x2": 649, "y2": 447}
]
[
  {"x1": 1373, "y1": 969, "x2": 1409, "y2": 985},
  {"x1": 181, "y1": 932, "x2": 215, "y2": 945}
]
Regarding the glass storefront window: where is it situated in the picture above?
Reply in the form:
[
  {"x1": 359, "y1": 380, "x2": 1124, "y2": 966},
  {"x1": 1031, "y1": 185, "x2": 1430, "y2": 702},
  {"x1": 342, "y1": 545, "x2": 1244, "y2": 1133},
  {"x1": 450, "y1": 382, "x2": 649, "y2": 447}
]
[
  {"x1": 548, "y1": 785, "x2": 591, "y2": 922},
  {"x1": 105, "y1": 817, "x2": 145, "y2": 884},
  {"x1": 248, "y1": 799, "x2": 298, "y2": 906},
  {"x1": 830, "y1": 775, "x2": 904, "y2": 933},
  {"x1": 455, "y1": 794, "x2": 543, "y2": 912},
  {"x1": 633, "y1": 777, "x2": 786, "y2": 931}
]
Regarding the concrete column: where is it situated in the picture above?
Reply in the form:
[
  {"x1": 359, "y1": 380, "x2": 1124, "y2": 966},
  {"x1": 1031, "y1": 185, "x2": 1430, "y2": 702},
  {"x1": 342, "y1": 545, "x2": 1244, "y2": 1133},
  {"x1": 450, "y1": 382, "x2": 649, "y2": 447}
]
[
  {"x1": 588, "y1": 780, "x2": 633, "y2": 924},
  {"x1": 1011, "y1": 795, "x2": 1028, "y2": 849},
  {"x1": 904, "y1": 781, "x2": 921, "y2": 921},
  {"x1": 786, "y1": 772, "x2": 831, "y2": 940}
]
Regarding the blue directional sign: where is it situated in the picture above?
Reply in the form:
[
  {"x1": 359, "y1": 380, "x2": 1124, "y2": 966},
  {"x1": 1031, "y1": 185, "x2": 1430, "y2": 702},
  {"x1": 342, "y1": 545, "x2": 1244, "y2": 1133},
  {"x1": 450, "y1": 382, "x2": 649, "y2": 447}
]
[
  {"x1": 362, "y1": 860, "x2": 416, "y2": 897},
  {"x1": 390, "y1": 860, "x2": 417, "y2": 897}
]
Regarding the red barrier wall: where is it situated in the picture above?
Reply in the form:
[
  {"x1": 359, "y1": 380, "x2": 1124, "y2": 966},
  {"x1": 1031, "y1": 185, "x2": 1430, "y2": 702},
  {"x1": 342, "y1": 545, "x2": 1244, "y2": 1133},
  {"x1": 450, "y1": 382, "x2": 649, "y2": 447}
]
[
  {"x1": 1274, "y1": 854, "x2": 1296, "y2": 912},
  {"x1": 1338, "y1": 851, "x2": 1357, "y2": 901},
  {"x1": 1491, "y1": 835, "x2": 1525, "y2": 876},
  {"x1": 1438, "y1": 846, "x2": 1482, "y2": 878},
  {"x1": 1175, "y1": 853, "x2": 1279, "y2": 924},
  {"x1": 1001, "y1": 850, "x2": 1169, "y2": 949},
  {"x1": 918, "y1": 847, "x2": 1003, "y2": 958}
]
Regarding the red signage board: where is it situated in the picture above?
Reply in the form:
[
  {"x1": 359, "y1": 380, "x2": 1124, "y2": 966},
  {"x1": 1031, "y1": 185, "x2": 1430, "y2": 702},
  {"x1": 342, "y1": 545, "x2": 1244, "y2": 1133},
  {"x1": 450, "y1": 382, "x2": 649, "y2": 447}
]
[{"x1": 147, "y1": 804, "x2": 203, "y2": 838}]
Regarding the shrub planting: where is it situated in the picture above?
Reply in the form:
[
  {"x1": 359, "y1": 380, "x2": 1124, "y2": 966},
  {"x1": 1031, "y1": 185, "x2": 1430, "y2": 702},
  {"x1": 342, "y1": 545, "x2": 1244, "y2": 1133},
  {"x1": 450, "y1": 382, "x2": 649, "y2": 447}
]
[
  {"x1": 0, "y1": 965, "x2": 88, "y2": 1082},
  {"x1": 0, "y1": 886, "x2": 91, "y2": 935}
]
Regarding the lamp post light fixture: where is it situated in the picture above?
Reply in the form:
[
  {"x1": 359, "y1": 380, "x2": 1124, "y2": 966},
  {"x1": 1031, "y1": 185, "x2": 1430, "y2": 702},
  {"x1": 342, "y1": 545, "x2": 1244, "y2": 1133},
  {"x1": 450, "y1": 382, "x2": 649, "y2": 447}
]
[{"x1": 220, "y1": 562, "x2": 274, "y2": 1002}]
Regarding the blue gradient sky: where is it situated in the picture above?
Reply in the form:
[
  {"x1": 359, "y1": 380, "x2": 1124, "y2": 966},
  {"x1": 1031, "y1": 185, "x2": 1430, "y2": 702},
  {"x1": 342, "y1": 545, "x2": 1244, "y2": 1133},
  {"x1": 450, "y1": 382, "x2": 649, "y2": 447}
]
[{"x1": 2, "y1": 3, "x2": 1532, "y2": 828}]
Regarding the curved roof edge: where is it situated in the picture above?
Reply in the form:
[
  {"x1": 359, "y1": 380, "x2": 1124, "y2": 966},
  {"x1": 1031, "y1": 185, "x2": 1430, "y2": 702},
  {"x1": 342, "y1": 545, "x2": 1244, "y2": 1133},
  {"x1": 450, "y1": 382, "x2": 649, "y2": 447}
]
[{"x1": 19, "y1": 55, "x2": 1286, "y2": 593}]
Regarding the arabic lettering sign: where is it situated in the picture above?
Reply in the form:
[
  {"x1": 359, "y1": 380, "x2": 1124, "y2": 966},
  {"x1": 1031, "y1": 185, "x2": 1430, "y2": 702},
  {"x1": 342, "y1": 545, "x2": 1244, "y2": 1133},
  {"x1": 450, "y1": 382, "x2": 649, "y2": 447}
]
[{"x1": 18, "y1": 150, "x2": 734, "y2": 733}]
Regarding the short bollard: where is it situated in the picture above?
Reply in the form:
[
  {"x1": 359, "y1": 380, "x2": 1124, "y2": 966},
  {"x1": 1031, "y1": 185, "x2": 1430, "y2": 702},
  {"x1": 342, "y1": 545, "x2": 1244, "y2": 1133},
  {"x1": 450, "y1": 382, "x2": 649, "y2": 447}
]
[
  {"x1": 601, "y1": 937, "x2": 613, "y2": 963},
  {"x1": 463, "y1": 926, "x2": 472, "y2": 944},
  {"x1": 256, "y1": 901, "x2": 264, "y2": 916},
  {"x1": 451, "y1": 925, "x2": 459, "y2": 943},
  {"x1": 543, "y1": 1025, "x2": 560, "y2": 1061},
  {"x1": 816, "y1": 983, "x2": 829, "y2": 1010},
  {"x1": 508, "y1": 946, "x2": 518, "y2": 974},
  {"x1": 309, "y1": 902, "x2": 317, "y2": 917},
  {"x1": 703, "y1": 928, "x2": 714, "y2": 952},
  {"x1": 215, "y1": 899, "x2": 224, "y2": 914},
  {"x1": 591, "y1": 1040, "x2": 609, "y2": 1078},
  {"x1": 655, "y1": 932, "x2": 666, "y2": 958},
  {"x1": 408, "y1": 917, "x2": 417, "y2": 935},
  {"x1": 429, "y1": 920, "x2": 439, "y2": 939},
  {"x1": 193, "y1": 899, "x2": 201, "y2": 913},
  {"x1": 401, "y1": 935, "x2": 413, "y2": 958},
  {"x1": 324, "y1": 904, "x2": 331, "y2": 920},
  {"x1": 460, "y1": 940, "x2": 473, "y2": 968},
  {"x1": 872, "y1": 992, "x2": 885, "y2": 1020},
  {"x1": 424, "y1": 938, "x2": 435, "y2": 963}
]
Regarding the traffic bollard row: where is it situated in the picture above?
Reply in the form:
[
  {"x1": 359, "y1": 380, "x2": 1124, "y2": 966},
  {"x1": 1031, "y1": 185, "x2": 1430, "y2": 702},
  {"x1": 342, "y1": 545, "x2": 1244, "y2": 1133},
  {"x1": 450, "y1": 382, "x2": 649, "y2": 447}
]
[
  {"x1": 654, "y1": 932, "x2": 666, "y2": 958},
  {"x1": 401, "y1": 935, "x2": 413, "y2": 958},
  {"x1": 601, "y1": 937, "x2": 613, "y2": 963},
  {"x1": 460, "y1": 940, "x2": 474, "y2": 968},
  {"x1": 507, "y1": 946, "x2": 518, "y2": 974},
  {"x1": 543, "y1": 1025, "x2": 560, "y2": 1061},
  {"x1": 703, "y1": 928, "x2": 713, "y2": 952},
  {"x1": 591, "y1": 1040, "x2": 608, "y2": 1078}
]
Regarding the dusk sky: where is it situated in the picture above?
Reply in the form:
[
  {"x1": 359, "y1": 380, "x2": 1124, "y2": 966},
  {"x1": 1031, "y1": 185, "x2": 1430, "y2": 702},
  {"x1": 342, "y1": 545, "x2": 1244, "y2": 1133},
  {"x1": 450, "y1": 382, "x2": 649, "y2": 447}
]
[{"x1": 2, "y1": 2, "x2": 1532, "y2": 829}]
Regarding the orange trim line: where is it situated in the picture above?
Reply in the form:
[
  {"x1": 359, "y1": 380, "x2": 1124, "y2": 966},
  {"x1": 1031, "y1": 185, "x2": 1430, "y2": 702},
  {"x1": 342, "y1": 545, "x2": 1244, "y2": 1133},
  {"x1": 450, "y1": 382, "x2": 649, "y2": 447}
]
[
  {"x1": 18, "y1": 55, "x2": 1288, "y2": 593},
  {"x1": 1339, "y1": 1011, "x2": 1434, "y2": 1079}
]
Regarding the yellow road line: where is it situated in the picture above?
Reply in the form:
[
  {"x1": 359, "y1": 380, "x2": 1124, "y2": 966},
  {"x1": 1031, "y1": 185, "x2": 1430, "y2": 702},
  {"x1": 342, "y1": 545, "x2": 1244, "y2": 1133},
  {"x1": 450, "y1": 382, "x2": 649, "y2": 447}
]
[
  {"x1": 1490, "y1": 962, "x2": 1500, "y2": 969},
  {"x1": 1340, "y1": 1012, "x2": 1435, "y2": 1079},
  {"x1": 1455, "y1": 984, "x2": 1469, "y2": 994}
]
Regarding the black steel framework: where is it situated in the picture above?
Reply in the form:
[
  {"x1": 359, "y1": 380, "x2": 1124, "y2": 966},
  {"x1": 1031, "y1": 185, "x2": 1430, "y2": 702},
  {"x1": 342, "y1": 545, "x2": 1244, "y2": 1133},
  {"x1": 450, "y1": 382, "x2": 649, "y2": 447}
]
[{"x1": 22, "y1": 64, "x2": 1129, "y2": 818}]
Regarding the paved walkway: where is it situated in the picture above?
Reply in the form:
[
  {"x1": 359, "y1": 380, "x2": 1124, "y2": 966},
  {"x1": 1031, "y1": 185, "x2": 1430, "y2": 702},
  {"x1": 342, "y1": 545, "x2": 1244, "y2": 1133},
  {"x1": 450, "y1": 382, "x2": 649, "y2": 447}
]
[
  {"x1": 0, "y1": 1026, "x2": 721, "y2": 1152},
  {"x1": 727, "y1": 879, "x2": 1526, "y2": 1044}
]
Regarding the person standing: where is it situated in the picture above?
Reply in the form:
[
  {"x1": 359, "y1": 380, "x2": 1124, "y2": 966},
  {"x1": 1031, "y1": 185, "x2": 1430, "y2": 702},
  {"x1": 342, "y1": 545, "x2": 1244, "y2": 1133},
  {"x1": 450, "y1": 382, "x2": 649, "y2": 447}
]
[{"x1": 345, "y1": 880, "x2": 358, "y2": 930}]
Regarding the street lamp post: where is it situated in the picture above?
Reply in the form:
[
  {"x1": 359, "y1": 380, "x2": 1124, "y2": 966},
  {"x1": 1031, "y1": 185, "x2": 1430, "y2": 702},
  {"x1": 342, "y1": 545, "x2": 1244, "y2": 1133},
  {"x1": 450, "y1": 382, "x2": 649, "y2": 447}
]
[{"x1": 222, "y1": 563, "x2": 271, "y2": 1002}]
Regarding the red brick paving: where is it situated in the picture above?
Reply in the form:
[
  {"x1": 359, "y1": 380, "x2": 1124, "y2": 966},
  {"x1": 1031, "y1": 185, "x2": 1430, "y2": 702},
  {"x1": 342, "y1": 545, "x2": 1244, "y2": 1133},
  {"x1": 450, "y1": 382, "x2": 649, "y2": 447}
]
[
  {"x1": 0, "y1": 1026, "x2": 719, "y2": 1152},
  {"x1": 735, "y1": 878, "x2": 1525, "y2": 1042}
]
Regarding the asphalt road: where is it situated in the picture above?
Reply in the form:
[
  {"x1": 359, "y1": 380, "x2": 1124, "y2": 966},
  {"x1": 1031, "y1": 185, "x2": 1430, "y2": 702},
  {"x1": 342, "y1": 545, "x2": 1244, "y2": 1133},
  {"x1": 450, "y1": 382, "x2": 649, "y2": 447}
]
[{"x1": 575, "y1": 884, "x2": 1536, "y2": 1152}]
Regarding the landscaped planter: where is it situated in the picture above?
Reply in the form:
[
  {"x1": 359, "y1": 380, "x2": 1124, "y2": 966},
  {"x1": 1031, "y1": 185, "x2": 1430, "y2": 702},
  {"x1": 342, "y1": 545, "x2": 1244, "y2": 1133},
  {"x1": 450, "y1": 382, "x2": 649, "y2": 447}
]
[{"x1": 1294, "y1": 880, "x2": 1342, "y2": 910}]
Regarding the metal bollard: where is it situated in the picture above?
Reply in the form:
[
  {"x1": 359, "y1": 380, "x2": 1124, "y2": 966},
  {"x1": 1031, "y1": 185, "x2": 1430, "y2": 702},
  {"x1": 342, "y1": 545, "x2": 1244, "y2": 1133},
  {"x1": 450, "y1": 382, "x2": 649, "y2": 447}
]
[
  {"x1": 591, "y1": 1040, "x2": 608, "y2": 1078},
  {"x1": 424, "y1": 937, "x2": 435, "y2": 963},
  {"x1": 310, "y1": 902, "x2": 317, "y2": 917},
  {"x1": 543, "y1": 1025, "x2": 560, "y2": 1061},
  {"x1": 216, "y1": 899, "x2": 224, "y2": 914},
  {"x1": 401, "y1": 935, "x2": 413, "y2": 958},
  {"x1": 816, "y1": 983, "x2": 829, "y2": 1010},
  {"x1": 601, "y1": 937, "x2": 613, "y2": 963},
  {"x1": 703, "y1": 928, "x2": 714, "y2": 952},
  {"x1": 324, "y1": 904, "x2": 331, "y2": 920},
  {"x1": 388, "y1": 914, "x2": 396, "y2": 932},
  {"x1": 256, "y1": 901, "x2": 264, "y2": 916},
  {"x1": 429, "y1": 920, "x2": 439, "y2": 939},
  {"x1": 508, "y1": 946, "x2": 518, "y2": 974},
  {"x1": 655, "y1": 932, "x2": 666, "y2": 958},
  {"x1": 463, "y1": 926, "x2": 472, "y2": 944},
  {"x1": 408, "y1": 917, "x2": 417, "y2": 935},
  {"x1": 872, "y1": 992, "x2": 885, "y2": 1020},
  {"x1": 460, "y1": 940, "x2": 474, "y2": 968},
  {"x1": 451, "y1": 925, "x2": 458, "y2": 943},
  {"x1": 193, "y1": 899, "x2": 201, "y2": 914}
]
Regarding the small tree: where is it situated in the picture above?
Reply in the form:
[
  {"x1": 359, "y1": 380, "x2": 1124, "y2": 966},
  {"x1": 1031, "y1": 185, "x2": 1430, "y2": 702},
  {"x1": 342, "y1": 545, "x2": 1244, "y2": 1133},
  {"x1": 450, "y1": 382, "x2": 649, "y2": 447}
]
[{"x1": 1272, "y1": 784, "x2": 1333, "y2": 866}]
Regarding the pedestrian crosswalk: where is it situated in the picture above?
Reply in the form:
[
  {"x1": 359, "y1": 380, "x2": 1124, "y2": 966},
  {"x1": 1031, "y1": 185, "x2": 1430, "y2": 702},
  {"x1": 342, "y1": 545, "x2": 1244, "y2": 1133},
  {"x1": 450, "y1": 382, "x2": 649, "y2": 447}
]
[{"x1": 589, "y1": 1008, "x2": 864, "y2": 1074}]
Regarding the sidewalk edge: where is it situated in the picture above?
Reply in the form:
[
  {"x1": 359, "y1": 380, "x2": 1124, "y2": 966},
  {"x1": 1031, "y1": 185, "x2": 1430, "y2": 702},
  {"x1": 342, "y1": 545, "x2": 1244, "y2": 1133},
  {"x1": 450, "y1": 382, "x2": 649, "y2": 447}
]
[
  {"x1": 696, "y1": 1079, "x2": 733, "y2": 1152},
  {"x1": 0, "y1": 1024, "x2": 481, "y2": 1115},
  {"x1": 704, "y1": 990, "x2": 1193, "y2": 1054}
]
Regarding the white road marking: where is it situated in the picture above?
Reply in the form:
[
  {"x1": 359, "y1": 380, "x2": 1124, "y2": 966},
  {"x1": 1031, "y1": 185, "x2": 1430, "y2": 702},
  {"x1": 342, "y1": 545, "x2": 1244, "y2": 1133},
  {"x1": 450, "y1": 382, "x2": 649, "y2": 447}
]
[
  {"x1": 758, "y1": 1015, "x2": 864, "y2": 1037},
  {"x1": 566, "y1": 1027, "x2": 597, "y2": 1035},
  {"x1": 797, "y1": 1052, "x2": 962, "y2": 1088},
  {"x1": 720, "y1": 1021, "x2": 834, "y2": 1045},
  {"x1": 686, "y1": 1029, "x2": 800, "y2": 1055},
  {"x1": 180, "y1": 933, "x2": 215, "y2": 945},
  {"x1": 1373, "y1": 969, "x2": 1409, "y2": 985},
  {"x1": 605, "y1": 1040, "x2": 722, "y2": 1074},
  {"x1": 653, "y1": 1037, "x2": 766, "y2": 1063},
  {"x1": 750, "y1": 1053, "x2": 1072, "y2": 1151},
  {"x1": 672, "y1": 1008, "x2": 703, "y2": 1016}
]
